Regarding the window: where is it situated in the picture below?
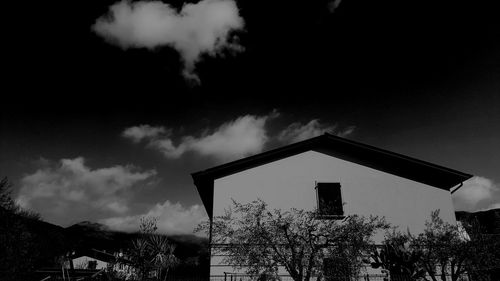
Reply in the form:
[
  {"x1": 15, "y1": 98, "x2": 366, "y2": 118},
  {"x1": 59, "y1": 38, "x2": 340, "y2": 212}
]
[
  {"x1": 315, "y1": 182, "x2": 344, "y2": 218},
  {"x1": 87, "y1": 260, "x2": 97, "y2": 270}
]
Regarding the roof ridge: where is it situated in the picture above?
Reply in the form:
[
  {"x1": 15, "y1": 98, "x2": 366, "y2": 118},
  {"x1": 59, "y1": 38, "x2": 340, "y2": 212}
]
[
  {"x1": 320, "y1": 133, "x2": 470, "y2": 177},
  {"x1": 193, "y1": 133, "x2": 471, "y2": 178},
  {"x1": 192, "y1": 134, "x2": 473, "y2": 218}
]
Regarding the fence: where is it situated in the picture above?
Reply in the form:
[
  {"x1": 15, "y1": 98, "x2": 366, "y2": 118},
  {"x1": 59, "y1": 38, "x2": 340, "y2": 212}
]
[
  {"x1": 206, "y1": 273, "x2": 474, "y2": 281},
  {"x1": 34, "y1": 268, "x2": 107, "y2": 281},
  {"x1": 30, "y1": 271, "x2": 494, "y2": 281}
]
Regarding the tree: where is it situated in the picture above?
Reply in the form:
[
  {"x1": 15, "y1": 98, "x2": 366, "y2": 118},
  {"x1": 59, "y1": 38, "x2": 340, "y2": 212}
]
[
  {"x1": 417, "y1": 210, "x2": 500, "y2": 281},
  {"x1": 410, "y1": 210, "x2": 494, "y2": 281},
  {"x1": 411, "y1": 210, "x2": 470, "y2": 281},
  {"x1": 148, "y1": 234, "x2": 178, "y2": 281},
  {"x1": 0, "y1": 177, "x2": 16, "y2": 211},
  {"x1": 196, "y1": 199, "x2": 389, "y2": 281},
  {"x1": 461, "y1": 218, "x2": 500, "y2": 281},
  {"x1": 0, "y1": 177, "x2": 41, "y2": 281},
  {"x1": 370, "y1": 230, "x2": 426, "y2": 281},
  {"x1": 374, "y1": 210, "x2": 500, "y2": 281}
]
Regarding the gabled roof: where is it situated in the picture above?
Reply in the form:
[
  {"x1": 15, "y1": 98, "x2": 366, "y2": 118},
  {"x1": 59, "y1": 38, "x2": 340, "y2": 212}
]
[
  {"x1": 192, "y1": 133, "x2": 472, "y2": 217},
  {"x1": 69, "y1": 249, "x2": 133, "y2": 265},
  {"x1": 70, "y1": 249, "x2": 116, "y2": 263}
]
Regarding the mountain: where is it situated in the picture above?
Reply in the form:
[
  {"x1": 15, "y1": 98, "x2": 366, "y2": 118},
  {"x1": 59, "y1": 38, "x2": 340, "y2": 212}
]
[
  {"x1": 65, "y1": 221, "x2": 208, "y2": 256},
  {"x1": 456, "y1": 208, "x2": 500, "y2": 234},
  {"x1": 16, "y1": 214, "x2": 71, "y2": 267},
  {"x1": 12, "y1": 216, "x2": 208, "y2": 271},
  {"x1": 63, "y1": 221, "x2": 210, "y2": 276},
  {"x1": 65, "y1": 221, "x2": 121, "y2": 252}
]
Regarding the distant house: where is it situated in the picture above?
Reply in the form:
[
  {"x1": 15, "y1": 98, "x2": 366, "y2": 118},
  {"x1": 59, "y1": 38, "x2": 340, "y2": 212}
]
[
  {"x1": 66, "y1": 248, "x2": 134, "y2": 273},
  {"x1": 70, "y1": 249, "x2": 112, "y2": 270},
  {"x1": 192, "y1": 133, "x2": 473, "y2": 277},
  {"x1": 34, "y1": 249, "x2": 135, "y2": 280}
]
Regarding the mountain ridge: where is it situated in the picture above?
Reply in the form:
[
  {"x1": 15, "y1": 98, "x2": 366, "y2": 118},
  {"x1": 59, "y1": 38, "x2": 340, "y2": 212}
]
[{"x1": 455, "y1": 208, "x2": 500, "y2": 234}]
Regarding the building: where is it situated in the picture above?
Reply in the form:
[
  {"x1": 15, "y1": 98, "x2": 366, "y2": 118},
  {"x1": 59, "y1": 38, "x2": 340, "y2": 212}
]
[
  {"x1": 70, "y1": 249, "x2": 113, "y2": 270},
  {"x1": 67, "y1": 249, "x2": 135, "y2": 275},
  {"x1": 192, "y1": 133, "x2": 472, "y2": 277}
]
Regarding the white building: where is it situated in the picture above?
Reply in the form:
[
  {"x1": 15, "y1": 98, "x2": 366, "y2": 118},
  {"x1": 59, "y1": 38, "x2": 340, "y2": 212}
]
[
  {"x1": 192, "y1": 133, "x2": 472, "y2": 277},
  {"x1": 67, "y1": 249, "x2": 135, "y2": 275}
]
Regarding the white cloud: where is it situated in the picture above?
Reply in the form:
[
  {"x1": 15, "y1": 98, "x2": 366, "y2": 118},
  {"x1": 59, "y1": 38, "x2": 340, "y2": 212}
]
[
  {"x1": 122, "y1": 125, "x2": 167, "y2": 143},
  {"x1": 277, "y1": 119, "x2": 355, "y2": 144},
  {"x1": 16, "y1": 157, "x2": 156, "y2": 225},
  {"x1": 453, "y1": 176, "x2": 500, "y2": 212},
  {"x1": 93, "y1": 0, "x2": 244, "y2": 81},
  {"x1": 124, "y1": 113, "x2": 274, "y2": 162},
  {"x1": 101, "y1": 200, "x2": 208, "y2": 236},
  {"x1": 123, "y1": 111, "x2": 356, "y2": 163},
  {"x1": 339, "y1": 126, "x2": 356, "y2": 137},
  {"x1": 328, "y1": 0, "x2": 343, "y2": 13},
  {"x1": 180, "y1": 115, "x2": 269, "y2": 160}
]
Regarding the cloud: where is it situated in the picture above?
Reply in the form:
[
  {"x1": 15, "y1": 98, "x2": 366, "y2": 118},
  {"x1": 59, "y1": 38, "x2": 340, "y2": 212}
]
[
  {"x1": 16, "y1": 157, "x2": 156, "y2": 225},
  {"x1": 277, "y1": 119, "x2": 355, "y2": 144},
  {"x1": 101, "y1": 200, "x2": 208, "y2": 236},
  {"x1": 453, "y1": 176, "x2": 500, "y2": 212},
  {"x1": 123, "y1": 112, "x2": 356, "y2": 162},
  {"x1": 93, "y1": 0, "x2": 244, "y2": 82},
  {"x1": 123, "y1": 113, "x2": 275, "y2": 161},
  {"x1": 122, "y1": 125, "x2": 167, "y2": 143},
  {"x1": 328, "y1": 0, "x2": 343, "y2": 13}
]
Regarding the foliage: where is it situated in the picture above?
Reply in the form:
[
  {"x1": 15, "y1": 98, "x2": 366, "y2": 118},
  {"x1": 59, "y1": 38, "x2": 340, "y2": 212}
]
[
  {"x1": 128, "y1": 216, "x2": 179, "y2": 281},
  {"x1": 0, "y1": 177, "x2": 40, "y2": 219},
  {"x1": 371, "y1": 230, "x2": 426, "y2": 281},
  {"x1": 140, "y1": 216, "x2": 159, "y2": 234},
  {"x1": 195, "y1": 199, "x2": 389, "y2": 281},
  {"x1": 413, "y1": 210, "x2": 485, "y2": 281},
  {"x1": 374, "y1": 210, "x2": 500, "y2": 281},
  {"x1": 0, "y1": 177, "x2": 16, "y2": 211},
  {"x1": 461, "y1": 218, "x2": 500, "y2": 281},
  {"x1": 0, "y1": 177, "x2": 41, "y2": 281}
]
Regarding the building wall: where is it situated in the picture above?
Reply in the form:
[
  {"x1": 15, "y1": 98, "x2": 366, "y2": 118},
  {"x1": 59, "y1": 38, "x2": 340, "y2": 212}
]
[
  {"x1": 210, "y1": 150, "x2": 457, "y2": 276},
  {"x1": 72, "y1": 256, "x2": 108, "y2": 270}
]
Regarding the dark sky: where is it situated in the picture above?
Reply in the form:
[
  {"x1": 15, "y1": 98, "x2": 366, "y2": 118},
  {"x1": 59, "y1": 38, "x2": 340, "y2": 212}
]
[{"x1": 1, "y1": 0, "x2": 499, "y2": 233}]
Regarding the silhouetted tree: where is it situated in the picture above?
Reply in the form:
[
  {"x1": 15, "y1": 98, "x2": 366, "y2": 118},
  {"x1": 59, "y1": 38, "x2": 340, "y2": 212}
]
[
  {"x1": 371, "y1": 230, "x2": 426, "y2": 281},
  {"x1": 412, "y1": 210, "x2": 497, "y2": 281},
  {"x1": 373, "y1": 210, "x2": 500, "y2": 281},
  {"x1": 0, "y1": 177, "x2": 40, "y2": 281},
  {"x1": 461, "y1": 217, "x2": 500, "y2": 281}
]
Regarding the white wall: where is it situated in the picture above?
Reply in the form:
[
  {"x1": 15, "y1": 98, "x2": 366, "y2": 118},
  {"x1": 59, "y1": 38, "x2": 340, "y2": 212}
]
[
  {"x1": 72, "y1": 256, "x2": 108, "y2": 270},
  {"x1": 211, "y1": 150, "x2": 457, "y2": 276}
]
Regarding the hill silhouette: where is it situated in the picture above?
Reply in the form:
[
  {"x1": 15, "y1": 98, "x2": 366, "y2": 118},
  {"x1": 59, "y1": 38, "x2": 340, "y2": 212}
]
[
  {"x1": 456, "y1": 208, "x2": 500, "y2": 234},
  {"x1": 8, "y1": 207, "x2": 498, "y2": 275},
  {"x1": 17, "y1": 216, "x2": 208, "y2": 274}
]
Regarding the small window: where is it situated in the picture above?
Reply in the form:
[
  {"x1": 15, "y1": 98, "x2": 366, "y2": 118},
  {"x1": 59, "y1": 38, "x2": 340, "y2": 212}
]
[
  {"x1": 87, "y1": 260, "x2": 97, "y2": 270},
  {"x1": 316, "y1": 182, "x2": 344, "y2": 218}
]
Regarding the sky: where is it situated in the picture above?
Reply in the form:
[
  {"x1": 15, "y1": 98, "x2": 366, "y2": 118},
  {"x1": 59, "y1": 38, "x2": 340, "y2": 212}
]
[{"x1": 1, "y1": 0, "x2": 499, "y2": 235}]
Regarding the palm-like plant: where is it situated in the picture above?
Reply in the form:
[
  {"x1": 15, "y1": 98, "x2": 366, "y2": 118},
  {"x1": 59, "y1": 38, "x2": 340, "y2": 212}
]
[
  {"x1": 148, "y1": 234, "x2": 179, "y2": 281},
  {"x1": 128, "y1": 217, "x2": 179, "y2": 281},
  {"x1": 130, "y1": 237, "x2": 151, "y2": 280}
]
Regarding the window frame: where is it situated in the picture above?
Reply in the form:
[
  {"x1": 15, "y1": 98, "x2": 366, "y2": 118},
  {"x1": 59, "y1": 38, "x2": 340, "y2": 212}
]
[{"x1": 315, "y1": 182, "x2": 345, "y2": 220}]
